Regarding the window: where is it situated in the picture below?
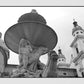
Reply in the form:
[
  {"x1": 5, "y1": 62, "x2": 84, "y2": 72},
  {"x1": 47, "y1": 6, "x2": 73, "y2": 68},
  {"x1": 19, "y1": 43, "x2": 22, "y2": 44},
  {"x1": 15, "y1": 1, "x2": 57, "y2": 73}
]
[
  {"x1": 80, "y1": 31, "x2": 83, "y2": 33},
  {"x1": 62, "y1": 59, "x2": 64, "y2": 61},
  {"x1": 59, "y1": 59, "x2": 61, "y2": 61},
  {"x1": 76, "y1": 47, "x2": 79, "y2": 54},
  {"x1": 76, "y1": 32, "x2": 79, "y2": 34},
  {"x1": 63, "y1": 73, "x2": 67, "y2": 75},
  {"x1": 82, "y1": 72, "x2": 84, "y2": 77}
]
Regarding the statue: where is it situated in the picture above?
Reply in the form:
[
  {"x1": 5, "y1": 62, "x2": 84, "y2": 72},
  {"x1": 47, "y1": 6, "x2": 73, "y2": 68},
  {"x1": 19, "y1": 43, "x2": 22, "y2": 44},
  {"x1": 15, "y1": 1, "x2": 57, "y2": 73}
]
[
  {"x1": 18, "y1": 38, "x2": 33, "y2": 69},
  {"x1": 42, "y1": 50, "x2": 58, "y2": 78},
  {"x1": 0, "y1": 32, "x2": 9, "y2": 74},
  {"x1": 0, "y1": 32, "x2": 9, "y2": 59},
  {"x1": 11, "y1": 38, "x2": 49, "y2": 78}
]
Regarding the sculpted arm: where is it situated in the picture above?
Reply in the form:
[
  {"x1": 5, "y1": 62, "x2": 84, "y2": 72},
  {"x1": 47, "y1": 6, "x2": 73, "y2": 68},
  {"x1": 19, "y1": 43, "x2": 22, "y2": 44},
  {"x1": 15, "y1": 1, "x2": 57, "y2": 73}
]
[{"x1": 29, "y1": 47, "x2": 48, "y2": 63}]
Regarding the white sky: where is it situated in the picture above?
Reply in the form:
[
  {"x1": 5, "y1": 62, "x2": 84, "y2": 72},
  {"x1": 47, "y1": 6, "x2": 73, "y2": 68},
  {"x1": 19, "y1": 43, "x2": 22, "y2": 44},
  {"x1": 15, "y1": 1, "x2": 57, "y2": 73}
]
[
  {"x1": 0, "y1": 7, "x2": 84, "y2": 65},
  {"x1": 0, "y1": 0, "x2": 84, "y2": 6}
]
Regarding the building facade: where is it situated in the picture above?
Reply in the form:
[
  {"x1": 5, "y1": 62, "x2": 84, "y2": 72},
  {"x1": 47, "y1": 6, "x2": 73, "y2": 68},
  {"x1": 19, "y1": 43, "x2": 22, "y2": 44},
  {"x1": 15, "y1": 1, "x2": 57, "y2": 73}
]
[{"x1": 70, "y1": 21, "x2": 84, "y2": 77}]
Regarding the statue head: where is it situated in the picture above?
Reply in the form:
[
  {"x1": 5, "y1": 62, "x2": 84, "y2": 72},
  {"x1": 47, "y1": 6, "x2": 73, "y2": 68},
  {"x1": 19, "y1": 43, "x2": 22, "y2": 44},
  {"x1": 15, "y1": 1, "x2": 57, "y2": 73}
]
[
  {"x1": 48, "y1": 50, "x2": 58, "y2": 61},
  {"x1": 19, "y1": 38, "x2": 33, "y2": 52}
]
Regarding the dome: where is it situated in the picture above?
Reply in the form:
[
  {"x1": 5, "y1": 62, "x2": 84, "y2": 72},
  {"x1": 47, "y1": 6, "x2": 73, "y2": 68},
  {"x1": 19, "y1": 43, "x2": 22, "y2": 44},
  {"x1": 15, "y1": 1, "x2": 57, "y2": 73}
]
[
  {"x1": 72, "y1": 26, "x2": 84, "y2": 35},
  {"x1": 72, "y1": 21, "x2": 84, "y2": 35},
  {"x1": 58, "y1": 54, "x2": 65, "y2": 59},
  {"x1": 18, "y1": 9, "x2": 46, "y2": 24},
  {"x1": 4, "y1": 9, "x2": 58, "y2": 54}
]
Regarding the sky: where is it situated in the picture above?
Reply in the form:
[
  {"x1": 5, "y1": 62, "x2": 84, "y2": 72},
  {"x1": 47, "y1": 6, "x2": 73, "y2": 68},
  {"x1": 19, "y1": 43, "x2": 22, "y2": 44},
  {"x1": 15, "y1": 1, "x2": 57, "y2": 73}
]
[
  {"x1": 0, "y1": 7, "x2": 84, "y2": 65},
  {"x1": 0, "y1": 0, "x2": 84, "y2": 6}
]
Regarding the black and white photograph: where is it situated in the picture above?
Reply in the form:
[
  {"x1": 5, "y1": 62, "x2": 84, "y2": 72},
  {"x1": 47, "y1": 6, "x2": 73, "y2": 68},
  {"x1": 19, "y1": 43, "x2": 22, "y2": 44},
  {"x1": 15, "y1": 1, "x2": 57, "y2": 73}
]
[{"x1": 0, "y1": 7, "x2": 84, "y2": 78}]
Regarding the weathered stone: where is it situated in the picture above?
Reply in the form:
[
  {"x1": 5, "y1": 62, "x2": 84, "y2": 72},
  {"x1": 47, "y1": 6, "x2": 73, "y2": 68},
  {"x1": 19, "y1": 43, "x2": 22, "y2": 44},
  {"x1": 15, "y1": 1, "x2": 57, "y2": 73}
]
[{"x1": 42, "y1": 50, "x2": 58, "y2": 78}]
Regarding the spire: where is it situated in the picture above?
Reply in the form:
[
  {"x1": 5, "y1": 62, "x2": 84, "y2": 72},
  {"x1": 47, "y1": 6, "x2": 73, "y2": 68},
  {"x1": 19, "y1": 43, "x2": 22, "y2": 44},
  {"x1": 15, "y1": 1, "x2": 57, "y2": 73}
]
[
  {"x1": 72, "y1": 19, "x2": 84, "y2": 35},
  {"x1": 73, "y1": 19, "x2": 78, "y2": 27},
  {"x1": 58, "y1": 47, "x2": 65, "y2": 59},
  {"x1": 58, "y1": 47, "x2": 62, "y2": 54}
]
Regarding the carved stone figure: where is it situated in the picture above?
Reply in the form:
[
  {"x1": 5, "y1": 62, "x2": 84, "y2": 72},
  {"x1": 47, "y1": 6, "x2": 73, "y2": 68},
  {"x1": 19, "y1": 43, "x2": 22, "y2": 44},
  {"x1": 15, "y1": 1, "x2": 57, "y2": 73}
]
[
  {"x1": 11, "y1": 38, "x2": 48, "y2": 78},
  {"x1": 42, "y1": 50, "x2": 58, "y2": 78},
  {"x1": 18, "y1": 38, "x2": 33, "y2": 69},
  {"x1": 0, "y1": 32, "x2": 9, "y2": 74},
  {"x1": 26, "y1": 47, "x2": 48, "y2": 77},
  {"x1": 0, "y1": 32, "x2": 9, "y2": 59}
]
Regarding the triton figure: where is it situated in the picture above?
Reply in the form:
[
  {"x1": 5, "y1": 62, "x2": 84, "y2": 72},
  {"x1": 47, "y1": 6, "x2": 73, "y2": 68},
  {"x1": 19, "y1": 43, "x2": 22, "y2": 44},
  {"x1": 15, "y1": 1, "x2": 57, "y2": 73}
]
[{"x1": 11, "y1": 38, "x2": 49, "y2": 77}]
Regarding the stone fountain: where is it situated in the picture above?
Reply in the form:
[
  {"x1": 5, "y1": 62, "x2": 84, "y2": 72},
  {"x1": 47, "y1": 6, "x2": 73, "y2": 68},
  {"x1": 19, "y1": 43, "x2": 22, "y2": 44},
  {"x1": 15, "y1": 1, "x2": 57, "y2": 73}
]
[{"x1": 4, "y1": 9, "x2": 58, "y2": 78}]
